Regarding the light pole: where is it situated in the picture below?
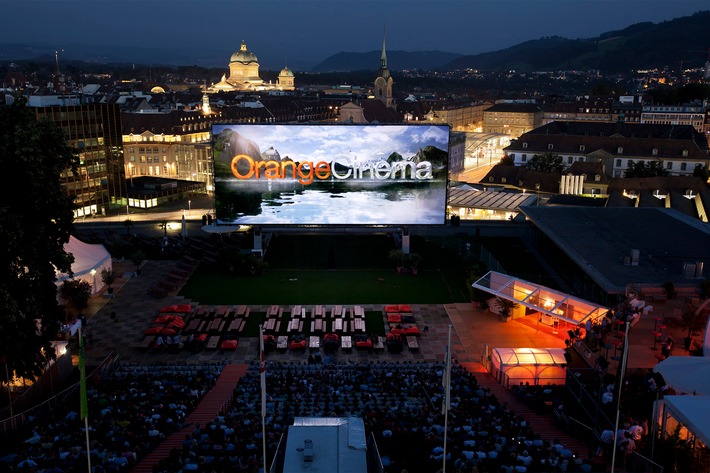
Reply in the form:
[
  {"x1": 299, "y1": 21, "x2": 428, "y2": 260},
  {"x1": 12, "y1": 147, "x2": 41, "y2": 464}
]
[{"x1": 90, "y1": 269, "x2": 97, "y2": 295}]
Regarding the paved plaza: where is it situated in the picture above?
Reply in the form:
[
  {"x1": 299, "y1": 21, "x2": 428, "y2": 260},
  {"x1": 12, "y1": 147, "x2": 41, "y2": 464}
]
[{"x1": 80, "y1": 256, "x2": 694, "y2": 373}]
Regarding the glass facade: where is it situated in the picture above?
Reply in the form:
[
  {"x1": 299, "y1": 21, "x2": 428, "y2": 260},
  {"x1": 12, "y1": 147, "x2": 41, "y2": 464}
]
[{"x1": 33, "y1": 104, "x2": 126, "y2": 217}]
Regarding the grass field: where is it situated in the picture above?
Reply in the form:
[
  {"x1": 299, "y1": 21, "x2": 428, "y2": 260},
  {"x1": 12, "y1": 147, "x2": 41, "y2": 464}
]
[{"x1": 178, "y1": 233, "x2": 473, "y2": 305}]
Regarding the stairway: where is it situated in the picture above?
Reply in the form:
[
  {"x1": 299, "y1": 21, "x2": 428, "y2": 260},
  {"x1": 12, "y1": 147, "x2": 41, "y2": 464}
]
[
  {"x1": 130, "y1": 364, "x2": 248, "y2": 473},
  {"x1": 460, "y1": 362, "x2": 591, "y2": 456}
]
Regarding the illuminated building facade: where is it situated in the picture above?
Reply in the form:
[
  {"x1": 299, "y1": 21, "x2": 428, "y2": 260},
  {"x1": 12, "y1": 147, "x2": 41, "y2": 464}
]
[
  {"x1": 121, "y1": 110, "x2": 219, "y2": 194},
  {"x1": 32, "y1": 103, "x2": 126, "y2": 217},
  {"x1": 210, "y1": 40, "x2": 295, "y2": 92}
]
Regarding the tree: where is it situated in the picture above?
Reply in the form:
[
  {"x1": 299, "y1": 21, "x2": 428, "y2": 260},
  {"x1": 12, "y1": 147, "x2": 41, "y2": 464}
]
[
  {"x1": 693, "y1": 163, "x2": 709, "y2": 182},
  {"x1": 0, "y1": 96, "x2": 78, "y2": 381},
  {"x1": 525, "y1": 152, "x2": 565, "y2": 174},
  {"x1": 499, "y1": 155, "x2": 515, "y2": 166},
  {"x1": 624, "y1": 159, "x2": 669, "y2": 178},
  {"x1": 101, "y1": 268, "x2": 116, "y2": 294},
  {"x1": 60, "y1": 279, "x2": 92, "y2": 317},
  {"x1": 123, "y1": 218, "x2": 134, "y2": 237},
  {"x1": 159, "y1": 220, "x2": 169, "y2": 236},
  {"x1": 131, "y1": 249, "x2": 146, "y2": 275}
]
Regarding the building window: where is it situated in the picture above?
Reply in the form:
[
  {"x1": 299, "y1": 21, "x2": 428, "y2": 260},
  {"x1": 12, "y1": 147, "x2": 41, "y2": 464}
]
[
  {"x1": 666, "y1": 161, "x2": 673, "y2": 170},
  {"x1": 522, "y1": 142, "x2": 528, "y2": 149},
  {"x1": 616, "y1": 159, "x2": 622, "y2": 167},
  {"x1": 681, "y1": 162, "x2": 687, "y2": 171},
  {"x1": 568, "y1": 156, "x2": 573, "y2": 164},
  {"x1": 548, "y1": 144, "x2": 554, "y2": 150},
  {"x1": 509, "y1": 153, "x2": 515, "y2": 160},
  {"x1": 682, "y1": 149, "x2": 689, "y2": 157},
  {"x1": 617, "y1": 147, "x2": 623, "y2": 154},
  {"x1": 521, "y1": 154, "x2": 527, "y2": 162},
  {"x1": 595, "y1": 174, "x2": 601, "y2": 182},
  {"x1": 488, "y1": 176, "x2": 494, "y2": 182},
  {"x1": 652, "y1": 148, "x2": 658, "y2": 156},
  {"x1": 579, "y1": 145, "x2": 585, "y2": 152},
  {"x1": 578, "y1": 157, "x2": 584, "y2": 162},
  {"x1": 501, "y1": 177, "x2": 507, "y2": 183}
]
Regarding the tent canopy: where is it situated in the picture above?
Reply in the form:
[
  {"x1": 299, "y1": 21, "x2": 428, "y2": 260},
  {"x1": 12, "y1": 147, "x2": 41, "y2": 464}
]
[
  {"x1": 654, "y1": 356, "x2": 710, "y2": 395},
  {"x1": 473, "y1": 271, "x2": 608, "y2": 325},
  {"x1": 56, "y1": 236, "x2": 112, "y2": 294},
  {"x1": 490, "y1": 347, "x2": 567, "y2": 387},
  {"x1": 657, "y1": 396, "x2": 710, "y2": 448}
]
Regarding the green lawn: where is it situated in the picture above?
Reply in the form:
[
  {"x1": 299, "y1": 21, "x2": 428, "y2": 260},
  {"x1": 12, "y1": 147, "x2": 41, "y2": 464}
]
[
  {"x1": 179, "y1": 266, "x2": 466, "y2": 305},
  {"x1": 178, "y1": 234, "x2": 472, "y2": 305}
]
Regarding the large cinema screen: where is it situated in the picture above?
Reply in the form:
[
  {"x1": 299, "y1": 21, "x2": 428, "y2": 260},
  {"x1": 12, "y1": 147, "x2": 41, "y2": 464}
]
[{"x1": 212, "y1": 124, "x2": 450, "y2": 225}]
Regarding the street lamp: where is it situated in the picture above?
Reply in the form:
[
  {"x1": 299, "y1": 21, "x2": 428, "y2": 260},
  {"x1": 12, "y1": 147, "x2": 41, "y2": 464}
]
[{"x1": 90, "y1": 269, "x2": 97, "y2": 295}]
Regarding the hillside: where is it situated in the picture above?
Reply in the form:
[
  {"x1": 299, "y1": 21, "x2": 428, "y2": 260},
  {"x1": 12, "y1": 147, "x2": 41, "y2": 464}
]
[
  {"x1": 445, "y1": 11, "x2": 710, "y2": 72},
  {"x1": 311, "y1": 50, "x2": 462, "y2": 72}
]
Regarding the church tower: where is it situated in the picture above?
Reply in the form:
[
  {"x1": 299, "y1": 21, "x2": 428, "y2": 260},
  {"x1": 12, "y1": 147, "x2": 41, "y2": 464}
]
[{"x1": 374, "y1": 33, "x2": 393, "y2": 108}]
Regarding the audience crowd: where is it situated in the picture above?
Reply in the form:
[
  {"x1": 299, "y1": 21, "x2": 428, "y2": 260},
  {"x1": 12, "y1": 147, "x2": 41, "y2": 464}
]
[
  {"x1": 153, "y1": 361, "x2": 599, "y2": 473},
  {"x1": 0, "y1": 362, "x2": 224, "y2": 473},
  {"x1": 0, "y1": 359, "x2": 610, "y2": 473}
]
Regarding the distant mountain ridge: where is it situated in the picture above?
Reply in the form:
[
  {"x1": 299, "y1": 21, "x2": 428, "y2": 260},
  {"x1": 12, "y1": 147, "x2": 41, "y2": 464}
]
[
  {"x1": 444, "y1": 11, "x2": 710, "y2": 72},
  {"x1": 313, "y1": 11, "x2": 710, "y2": 73},
  {"x1": 311, "y1": 50, "x2": 463, "y2": 72}
]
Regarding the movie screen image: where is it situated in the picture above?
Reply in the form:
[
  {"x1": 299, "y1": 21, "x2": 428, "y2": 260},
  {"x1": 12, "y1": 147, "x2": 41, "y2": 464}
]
[{"x1": 212, "y1": 124, "x2": 449, "y2": 225}]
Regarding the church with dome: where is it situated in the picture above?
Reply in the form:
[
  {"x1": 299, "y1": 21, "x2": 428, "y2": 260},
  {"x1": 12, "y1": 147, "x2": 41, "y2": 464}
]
[{"x1": 209, "y1": 40, "x2": 295, "y2": 93}]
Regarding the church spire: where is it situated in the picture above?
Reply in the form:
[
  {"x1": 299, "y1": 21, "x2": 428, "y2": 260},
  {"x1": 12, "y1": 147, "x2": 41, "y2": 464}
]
[{"x1": 374, "y1": 27, "x2": 393, "y2": 108}]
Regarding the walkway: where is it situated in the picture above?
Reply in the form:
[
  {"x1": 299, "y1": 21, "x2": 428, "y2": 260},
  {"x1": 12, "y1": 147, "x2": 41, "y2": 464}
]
[{"x1": 130, "y1": 364, "x2": 248, "y2": 473}]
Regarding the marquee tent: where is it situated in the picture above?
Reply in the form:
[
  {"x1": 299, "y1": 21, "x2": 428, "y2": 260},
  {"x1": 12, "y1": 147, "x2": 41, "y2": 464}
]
[
  {"x1": 490, "y1": 347, "x2": 567, "y2": 388},
  {"x1": 655, "y1": 396, "x2": 710, "y2": 448},
  {"x1": 56, "y1": 236, "x2": 112, "y2": 294},
  {"x1": 654, "y1": 356, "x2": 710, "y2": 395}
]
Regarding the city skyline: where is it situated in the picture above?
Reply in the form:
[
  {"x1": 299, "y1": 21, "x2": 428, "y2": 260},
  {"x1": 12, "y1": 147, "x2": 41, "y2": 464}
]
[{"x1": 1, "y1": 0, "x2": 708, "y2": 70}]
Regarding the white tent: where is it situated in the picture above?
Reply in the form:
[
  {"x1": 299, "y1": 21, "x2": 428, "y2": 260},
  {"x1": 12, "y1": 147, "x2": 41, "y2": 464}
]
[
  {"x1": 654, "y1": 356, "x2": 710, "y2": 395},
  {"x1": 655, "y1": 396, "x2": 710, "y2": 448},
  {"x1": 490, "y1": 347, "x2": 567, "y2": 388},
  {"x1": 57, "y1": 236, "x2": 112, "y2": 294}
]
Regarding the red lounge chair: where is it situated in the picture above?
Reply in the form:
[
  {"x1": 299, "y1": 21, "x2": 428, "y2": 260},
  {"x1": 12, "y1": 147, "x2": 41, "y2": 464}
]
[
  {"x1": 387, "y1": 314, "x2": 402, "y2": 324},
  {"x1": 404, "y1": 326, "x2": 420, "y2": 336},
  {"x1": 220, "y1": 340, "x2": 238, "y2": 350},
  {"x1": 194, "y1": 334, "x2": 208, "y2": 342},
  {"x1": 290, "y1": 337, "x2": 307, "y2": 351},
  {"x1": 159, "y1": 305, "x2": 178, "y2": 313},
  {"x1": 384, "y1": 305, "x2": 399, "y2": 313},
  {"x1": 144, "y1": 326, "x2": 164, "y2": 335},
  {"x1": 324, "y1": 333, "x2": 339, "y2": 344},
  {"x1": 390, "y1": 327, "x2": 405, "y2": 336},
  {"x1": 176, "y1": 304, "x2": 192, "y2": 313},
  {"x1": 397, "y1": 304, "x2": 412, "y2": 313},
  {"x1": 154, "y1": 315, "x2": 173, "y2": 324},
  {"x1": 386, "y1": 333, "x2": 402, "y2": 343},
  {"x1": 161, "y1": 327, "x2": 177, "y2": 336},
  {"x1": 167, "y1": 319, "x2": 185, "y2": 330},
  {"x1": 355, "y1": 336, "x2": 373, "y2": 349}
]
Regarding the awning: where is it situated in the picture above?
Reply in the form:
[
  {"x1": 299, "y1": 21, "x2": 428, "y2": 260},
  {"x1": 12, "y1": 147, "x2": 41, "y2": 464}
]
[{"x1": 472, "y1": 270, "x2": 608, "y2": 325}]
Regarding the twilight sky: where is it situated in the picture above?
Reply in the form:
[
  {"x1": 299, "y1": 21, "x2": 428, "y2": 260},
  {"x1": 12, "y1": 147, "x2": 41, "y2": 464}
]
[{"x1": 1, "y1": 0, "x2": 708, "y2": 70}]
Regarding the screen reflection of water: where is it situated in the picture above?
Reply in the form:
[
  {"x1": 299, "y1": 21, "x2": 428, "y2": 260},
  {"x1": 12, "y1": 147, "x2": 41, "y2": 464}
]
[{"x1": 228, "y1": 186, "x2": 446, "y2": 225}]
